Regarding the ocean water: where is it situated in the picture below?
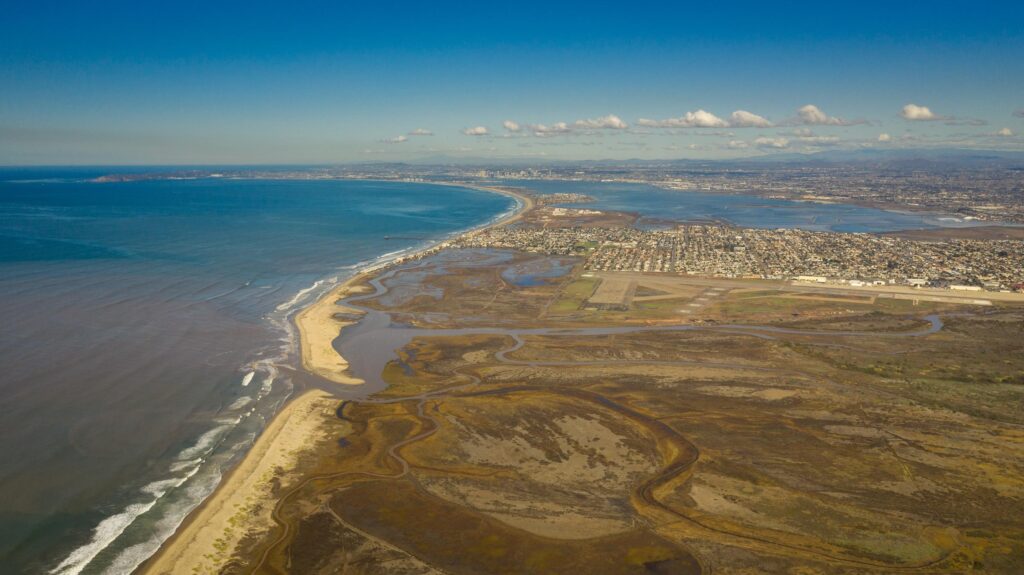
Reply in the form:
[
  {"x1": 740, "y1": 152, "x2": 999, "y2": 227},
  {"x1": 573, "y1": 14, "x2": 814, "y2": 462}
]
[
  {"x1": 0, "y1": 171, "x2": 513, "y2": 575},
  {"x1": 500, "y1": 179, "x2": 984, "y2": 232}
]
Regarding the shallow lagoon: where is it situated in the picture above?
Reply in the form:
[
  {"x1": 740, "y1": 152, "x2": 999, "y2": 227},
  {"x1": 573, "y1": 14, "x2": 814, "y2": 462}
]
[{"x1": 501, "y1": 179, "x2": 982, "y2": 232}]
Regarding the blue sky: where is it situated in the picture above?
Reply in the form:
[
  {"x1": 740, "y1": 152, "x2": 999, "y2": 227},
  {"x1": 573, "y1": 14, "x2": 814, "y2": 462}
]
[{"x1": 2, "y1": 1, "x2": 1023, "y2": 164}]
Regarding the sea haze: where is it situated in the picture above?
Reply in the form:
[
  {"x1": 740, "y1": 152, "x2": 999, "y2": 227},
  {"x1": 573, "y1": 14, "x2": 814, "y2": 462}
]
[{"x1": 0, "y1": 172, "x2": 513, "y2": 575}]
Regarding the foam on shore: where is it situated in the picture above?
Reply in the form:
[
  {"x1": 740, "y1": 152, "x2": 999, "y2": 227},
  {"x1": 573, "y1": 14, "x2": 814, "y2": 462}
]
[{"x1": 49, "y1": 182, "x2": 529, "y2": 574}]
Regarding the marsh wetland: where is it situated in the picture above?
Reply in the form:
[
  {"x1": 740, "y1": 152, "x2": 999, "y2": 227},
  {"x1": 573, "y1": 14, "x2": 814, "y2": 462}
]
[{"x1": 215, "y1": 238, "x2": 1024, "y2": 574}]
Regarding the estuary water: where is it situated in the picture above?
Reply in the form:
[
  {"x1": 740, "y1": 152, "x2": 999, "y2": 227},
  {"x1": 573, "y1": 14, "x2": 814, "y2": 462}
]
[
  {"x1": 500, "y1": 179, "x2": 982, "y2": 232},
  {"x1": 0, "y1": 171, "x2": 513, "y2": 575}
]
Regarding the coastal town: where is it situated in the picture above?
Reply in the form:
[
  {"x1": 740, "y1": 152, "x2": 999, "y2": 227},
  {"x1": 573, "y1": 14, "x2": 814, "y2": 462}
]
[
  {"x1": 475, "y1": 164, "x2": 1024, "y2": 224},
  {"x1": 92, "y1": 167, "x2": 1024, "y2": 291},
  {"x1": 456, "y1": 221, "x2": 1024, "y2": 291}
]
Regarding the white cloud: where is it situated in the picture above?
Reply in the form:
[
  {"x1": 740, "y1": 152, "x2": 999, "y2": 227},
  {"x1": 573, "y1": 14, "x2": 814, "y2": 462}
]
[
  {"x1": 878, "y1": 133, "x2": 892, "y2": 142},
  {"x1": 996, "y1": 127, "x2": 1015, "y2": 137},
  {"x1": 382, "y1": 135, "x2": 408, "y2": 144},
  {"x1": 638, "y1": 109, "x2": 729, "y2": 128},
  {"x1": 500, "y1": 114, "x2": 627, "y2": 138},
  {"x1": 730, "y1": 110, "x2": 772, "y2": 128},
  {"x1": 754, "y1": 136, "x2": 790, "y2": 149},
  {"x1": 462, "y1": 126, "x2": 489, "y2": 136},
  {"x1": 408, "y1": 128, "x2": 433, "y2": 136},
  {"x1": 573, "y1": 114, "x2": 628, "y2": 130},
  {"x1": 529, "y1": 122, "x2": 572, "y2": 136},
  {"x1": 637, "y1": 109, "x2": 770, "y2": 129},
  {"x1": 727, "y1": 140, "x2": 749, "y2": 149},
  {"x1": 797, "y1": 104, "x2": 854, "y2": 126},
  {"x1": 901, "y1": 103, "x2": 938, "y2": 121}
]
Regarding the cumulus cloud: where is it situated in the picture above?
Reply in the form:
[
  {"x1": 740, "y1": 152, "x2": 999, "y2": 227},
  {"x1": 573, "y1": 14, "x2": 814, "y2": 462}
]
[
  {"x1": 901, "y1": 103, "x2": 939, "y2": 121},
  {"x1": 1015, "y1": 109, "x2": 1024, "y2": 118},
  {"x1": 878, "y1": 133, "x2": 892, "y2": 142},
  {"x1": 462, "y1": 126, "x2": 489, "y2": 136},
  {"x1": 408, "y1": 128, "x2": 433, "y2": 136},
  {"x1": 754, "y1": 136, "x2": 790, "y2": 149},
  {"x1": 382, "y1": 135, "x2": 408, "y2": 144},
  {"x1": 727, "y1": 140, "x2": 750, "y2": 149},
  {"x1": 500, "y1": 114, "x2": 627, "y2": 137},
  {"x1": 996, "y1": 127, "x2": 1015, "y2": 137},
  {"x1": 797, "y1": 104, "x2": 854, "y2": 126},
  {"x1": 638, "y1": 109, "x2": 772, "y2": 129},
  {"x1": 730, "y1": 110, "x2": 773, "y2": 128},
  {"x1": 573, "y1": 114, "x2": 628, "y2": 130},
  {"x1": 529, "y1": 122, "x2": 572, "y2": 136},
  {"x1": 638, "y1": 109, "x2": 729, "y2": 128}
]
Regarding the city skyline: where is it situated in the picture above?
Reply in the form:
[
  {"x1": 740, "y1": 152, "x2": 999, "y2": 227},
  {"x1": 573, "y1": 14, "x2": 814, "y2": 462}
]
[{"x1": 3, "y1": 1, "x2": 1023, "y2": 164}]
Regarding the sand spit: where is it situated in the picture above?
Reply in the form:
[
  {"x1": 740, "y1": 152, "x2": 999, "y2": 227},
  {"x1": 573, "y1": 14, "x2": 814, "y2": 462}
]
[
  {"x1": 294, "y1": 279, "x2": 369, "y2": 385},
  {"x1": 140, "y1": 390, "x2": 336, "y2": 575},
  {"x1": 296, "y1": 184, "x2": 533, "y2": 387}
]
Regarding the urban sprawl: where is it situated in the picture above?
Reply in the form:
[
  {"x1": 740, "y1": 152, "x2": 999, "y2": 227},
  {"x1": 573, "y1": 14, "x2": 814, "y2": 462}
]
[{"x1": 456, "y1": 221, "x2": 1024, "y2": 292}]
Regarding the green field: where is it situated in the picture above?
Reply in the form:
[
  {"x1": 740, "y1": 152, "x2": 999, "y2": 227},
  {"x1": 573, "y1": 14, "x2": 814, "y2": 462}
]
[{"x1": 549, "y1": 277, "x2": 600, "y2": 313}]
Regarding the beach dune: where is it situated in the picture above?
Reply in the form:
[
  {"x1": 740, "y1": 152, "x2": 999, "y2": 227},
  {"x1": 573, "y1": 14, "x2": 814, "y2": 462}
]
[{"x1": 140, "y1": 390, "x2": 338, "y2": 575}]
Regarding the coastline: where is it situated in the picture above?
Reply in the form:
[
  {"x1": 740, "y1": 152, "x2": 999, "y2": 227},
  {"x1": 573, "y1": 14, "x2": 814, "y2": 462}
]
[
  {"x1": 137, "y1": 182, "x2": 533, "y2": 573},
  {"x1": 294, "y1": 184, "x2": 532, "y2": 386},
  {"x1": 139, "y1": 390, "x2": 338, "y2": 575}
]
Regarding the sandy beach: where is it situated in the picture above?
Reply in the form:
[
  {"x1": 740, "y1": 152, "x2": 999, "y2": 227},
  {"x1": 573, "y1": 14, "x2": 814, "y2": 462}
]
[
  {"x1": 137, "y1": 183, "x2": 532, "y2": 573},
  {"x1": 140, "y1": 390, "x2": 339, "y2": 575},
  {"x1": 294, "y1": 183, "x2": 533, "y2": 386},
  {"x1": 294, "y1": 279, "x2": 370, "y2": 385}
]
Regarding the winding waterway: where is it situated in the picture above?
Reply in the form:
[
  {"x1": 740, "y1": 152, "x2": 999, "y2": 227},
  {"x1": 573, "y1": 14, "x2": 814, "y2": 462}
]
[
  {"x1": 317, "y1": 250, "x2": 955, "y2": 572},
  {"x1": 333, "y1": 253, "x2": 945, "y2": 395}
]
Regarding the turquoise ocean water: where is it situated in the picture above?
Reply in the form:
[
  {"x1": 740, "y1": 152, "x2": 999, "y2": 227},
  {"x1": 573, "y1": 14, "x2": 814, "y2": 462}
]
[{"x1": 0, "y1": 171, "x2": 513, "y2": 574}]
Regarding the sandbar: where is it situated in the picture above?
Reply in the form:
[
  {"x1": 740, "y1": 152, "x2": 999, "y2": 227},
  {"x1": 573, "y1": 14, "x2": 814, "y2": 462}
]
[{"x1": 295, "y1": 184, "x2": 532, "y2": 386}]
